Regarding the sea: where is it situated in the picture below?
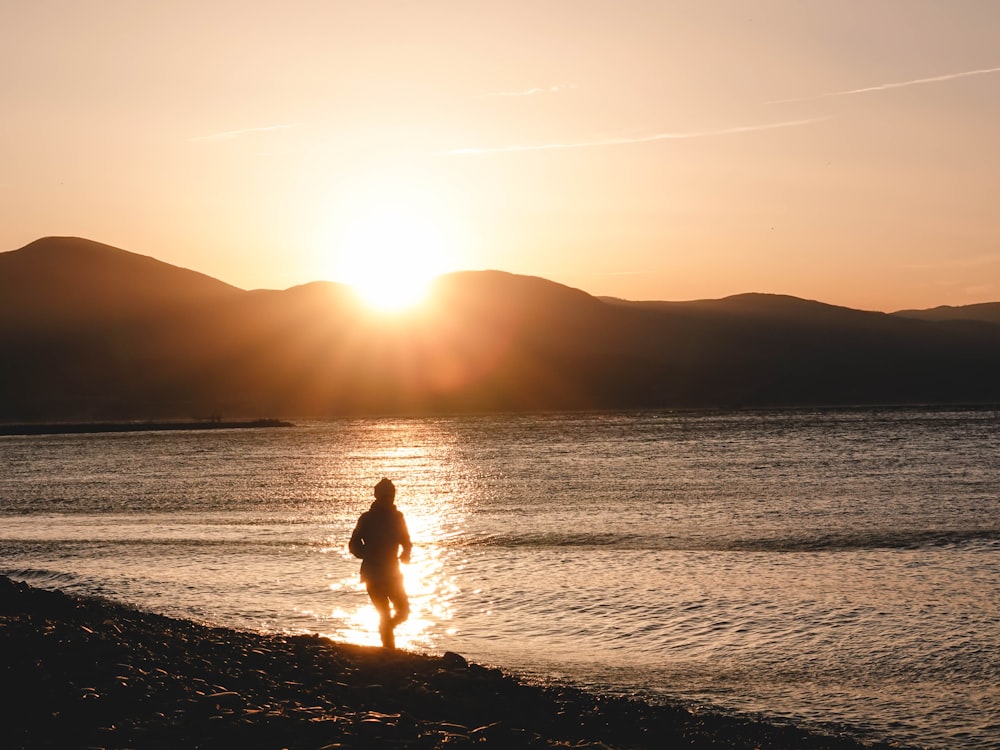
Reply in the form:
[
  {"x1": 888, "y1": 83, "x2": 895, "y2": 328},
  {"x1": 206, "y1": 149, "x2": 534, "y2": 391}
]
[{"x1": 1, "y1": 408, "x2": 997, "y2": 749}]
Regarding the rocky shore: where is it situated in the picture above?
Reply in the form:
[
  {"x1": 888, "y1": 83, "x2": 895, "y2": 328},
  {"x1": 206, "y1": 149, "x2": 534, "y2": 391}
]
[{"x1": 0, "y1": 576, "x2": 918, "y2": 749}]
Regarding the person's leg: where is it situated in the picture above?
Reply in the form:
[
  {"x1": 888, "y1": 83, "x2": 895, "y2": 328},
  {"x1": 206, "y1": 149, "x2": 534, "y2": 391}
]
[
  {"x1": 366, "y1": 583, "x2": 394, "y2": 648},
  {"x1": 386, "y1": 578, "x2": 410, "y2": 627},
  {"x1": 379, "y1": 620, "x2": 395, "y2": 649}
]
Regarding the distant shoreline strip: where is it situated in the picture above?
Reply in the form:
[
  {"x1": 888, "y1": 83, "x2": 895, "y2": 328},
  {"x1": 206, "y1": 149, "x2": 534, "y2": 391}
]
[{"x1": 0, "y1": 419, "x2": 294, "y2": 436}]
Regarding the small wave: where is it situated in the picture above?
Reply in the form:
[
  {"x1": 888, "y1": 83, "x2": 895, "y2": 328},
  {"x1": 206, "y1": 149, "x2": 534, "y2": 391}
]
[
  {"x1": 468, "y1": 532, "x2": 648, "y2": 548},
  {"x1": 0, "y1": 537, "x2": 325, "y2": 554},
  {"x1": 1, "y1": 567, "x2": 82, "y2": 588},
  {"x1": 464, "y1": 529, "x2": 999, "y2": 553},
  {"x1": 726, "y1": 529, "x2": 1000, "y2": 553}
]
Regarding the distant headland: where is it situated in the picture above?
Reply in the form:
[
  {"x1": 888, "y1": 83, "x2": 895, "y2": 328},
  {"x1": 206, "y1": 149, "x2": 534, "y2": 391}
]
[{"x1": 0, "y1": 419, "x2": 294, "y2": 436}]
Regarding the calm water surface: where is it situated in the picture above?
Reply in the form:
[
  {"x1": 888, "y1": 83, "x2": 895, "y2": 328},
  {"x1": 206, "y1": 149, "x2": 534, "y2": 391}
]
[{"x1": 1, "y1": 408, "x2": 998, "y2": 749}]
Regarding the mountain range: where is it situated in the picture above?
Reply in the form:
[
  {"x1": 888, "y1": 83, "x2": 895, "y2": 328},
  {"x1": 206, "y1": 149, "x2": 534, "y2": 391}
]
[{"x1": 2, "y1": 236, "x2": 999, "y2": 421}]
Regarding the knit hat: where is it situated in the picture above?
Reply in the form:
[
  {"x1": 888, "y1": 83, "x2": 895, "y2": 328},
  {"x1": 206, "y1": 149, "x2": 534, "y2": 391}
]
[{"x1": 374, "y1": 477, "x2": 396, "y2": 501}]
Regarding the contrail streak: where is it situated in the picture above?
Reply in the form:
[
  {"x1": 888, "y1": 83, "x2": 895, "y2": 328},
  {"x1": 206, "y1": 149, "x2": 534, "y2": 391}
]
[
  {"x1": 771, "y1": 65, "x2": 1000, "y2": 104},
  {"x1": 476, "y1": 84, "x2": 578, "y2": 98},
  {"x1": 446, "y1": 118, "x2": 826, "y2": 155}
]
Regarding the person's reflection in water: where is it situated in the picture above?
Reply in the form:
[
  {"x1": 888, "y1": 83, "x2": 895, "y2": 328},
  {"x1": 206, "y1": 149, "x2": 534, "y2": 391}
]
[{"x1": 349, "y1": 478, "x2": 412, "y2": 649}]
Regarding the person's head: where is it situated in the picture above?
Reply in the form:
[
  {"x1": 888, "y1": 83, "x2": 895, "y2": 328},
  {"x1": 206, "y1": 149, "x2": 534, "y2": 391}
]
[{"x1": 373, "y1": 477, "x2": 396, "y2": 505}]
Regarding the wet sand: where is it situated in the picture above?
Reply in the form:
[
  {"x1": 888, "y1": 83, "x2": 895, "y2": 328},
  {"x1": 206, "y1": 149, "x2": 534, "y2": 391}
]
[{"x1": 0, "y1": 576, "x2": 918, "y2": 749}]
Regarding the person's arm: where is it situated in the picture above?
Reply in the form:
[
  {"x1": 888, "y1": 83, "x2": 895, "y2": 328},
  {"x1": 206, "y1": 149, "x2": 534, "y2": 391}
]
[
  {"x1": 398, "y1": 514, "x2": 412, "y2": 564},
  {"x1": 349, "y1": 516, "x2": 366, "y2": 559}
]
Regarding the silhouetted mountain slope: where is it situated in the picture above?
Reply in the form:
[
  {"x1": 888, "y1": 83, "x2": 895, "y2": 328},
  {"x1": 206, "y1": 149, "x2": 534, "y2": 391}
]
[
  {"x1": 0, "y1": 238, "x2": 249, "y2": 420},
  {"x1": 601, "y1": 292, "x2": 1000, "y2": 406},
  {"x1": 0, "y1": 237, "x2": 241, "y2": 329},
  {"x1": 893, "y1": 302, "x2": 1000, "y2": 326},
  {"x1": 2, "y1": 238, "x2": 999, "y2": 420}
]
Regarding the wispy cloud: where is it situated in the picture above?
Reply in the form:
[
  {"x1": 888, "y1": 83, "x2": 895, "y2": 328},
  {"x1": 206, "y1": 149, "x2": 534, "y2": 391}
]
[
  {"x1": 772, "y1": 65, "x2": 1000, "y2": 104},
  {"x1": 188, "y1": 124, "x2": 297, "y2": 142},
  {"x1": 446, "y1": 117, "x2": 826, "y2": 155},
  {"x1": 476, "y1": 84, "x2": 578, "y2": 98}
]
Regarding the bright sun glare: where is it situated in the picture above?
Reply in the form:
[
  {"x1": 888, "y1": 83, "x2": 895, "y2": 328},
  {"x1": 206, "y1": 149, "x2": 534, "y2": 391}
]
[
  {"x1": 340, "y1": 209, "x2": 450, "y2": 311},
  {"x1": 332, "y1": 176, "x2": 458, "y2": 312}
]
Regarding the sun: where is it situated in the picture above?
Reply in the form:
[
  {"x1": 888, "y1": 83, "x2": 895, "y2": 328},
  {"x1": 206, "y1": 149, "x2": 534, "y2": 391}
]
[
  {"x1": 338, "y1": 207, "x2": 451, "y2": 312},
  {"x1": 328, "y1": 173, "x2": 460, "y2": 313}
]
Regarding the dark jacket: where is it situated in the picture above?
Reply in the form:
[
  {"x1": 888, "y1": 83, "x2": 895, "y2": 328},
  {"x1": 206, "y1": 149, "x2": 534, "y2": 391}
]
[{"x1": 349, "y1": 501, "x2": 412, "y2": 584}]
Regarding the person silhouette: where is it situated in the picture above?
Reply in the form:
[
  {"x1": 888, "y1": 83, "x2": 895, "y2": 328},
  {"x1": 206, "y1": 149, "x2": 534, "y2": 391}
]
[{"x1": 349, "y1": 478, "x2": 412, "y2": 649}]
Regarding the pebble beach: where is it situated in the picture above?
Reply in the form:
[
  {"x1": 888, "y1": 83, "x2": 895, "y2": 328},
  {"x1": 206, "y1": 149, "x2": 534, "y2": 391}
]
[{"x1": 0, "y1": 576, "x2": 919, "y2": 750}]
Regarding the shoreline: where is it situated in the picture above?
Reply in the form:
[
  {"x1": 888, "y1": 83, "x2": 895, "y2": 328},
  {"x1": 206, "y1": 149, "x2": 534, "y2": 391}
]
[
  {"x1": 0, "y1": 419, "x2": 294, "y2": 436},
  {"x1": 0, "y1": 576, "x2": 919, "y2": 749}
]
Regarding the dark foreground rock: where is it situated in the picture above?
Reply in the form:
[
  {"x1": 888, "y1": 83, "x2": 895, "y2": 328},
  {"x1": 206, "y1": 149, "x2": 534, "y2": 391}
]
[{"x1": 0, "y1": 576, "x2": 918, "y2": 750}]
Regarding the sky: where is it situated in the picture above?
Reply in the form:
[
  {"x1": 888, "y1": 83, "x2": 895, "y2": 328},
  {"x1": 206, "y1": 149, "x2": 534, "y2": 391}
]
[{"x1": 3, "y1": 0, "x2": 1000, "y2": 312}]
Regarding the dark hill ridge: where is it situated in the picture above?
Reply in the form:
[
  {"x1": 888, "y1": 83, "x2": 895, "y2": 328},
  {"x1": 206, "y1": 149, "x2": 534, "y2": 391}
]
[
  {"x1": 607, "y1": 292, "x2": 1000, "y2": 328},
  {"x1": 893, "y1": 301, "x2": 1000, "y2": 326},
  {"x1": 2, "y1": 236, "x2": 1000, "y2": 420},
  {"x1": 0, "y1": 237, "x2": 241, "y2": 327}
]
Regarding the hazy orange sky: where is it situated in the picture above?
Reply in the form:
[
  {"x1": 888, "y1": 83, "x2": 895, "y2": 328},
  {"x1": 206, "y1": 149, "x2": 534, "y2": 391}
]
[{"x1": 3, "y1": 1, "x2": 999, "y2": 311}]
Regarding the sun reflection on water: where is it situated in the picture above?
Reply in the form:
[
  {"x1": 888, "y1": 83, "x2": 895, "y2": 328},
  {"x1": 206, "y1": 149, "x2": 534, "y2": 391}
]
[
  {"x1": 316, "y1": 425, "x2": 468, "y2": 651},
  {"x1": 322, "y1": 537, "x2": 460, "y2": 650}
]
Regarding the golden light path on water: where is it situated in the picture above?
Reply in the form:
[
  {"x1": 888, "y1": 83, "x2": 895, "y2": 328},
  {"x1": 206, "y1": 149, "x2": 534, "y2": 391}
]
[{"x1": 311, "y1": 426, "x2": 470, "y2": 651}]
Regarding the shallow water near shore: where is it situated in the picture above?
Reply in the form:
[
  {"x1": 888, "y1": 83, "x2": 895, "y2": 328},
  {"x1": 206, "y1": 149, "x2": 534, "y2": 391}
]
[{"x1": 1, "y1": 407, "x2": 998, "y2": 749}]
